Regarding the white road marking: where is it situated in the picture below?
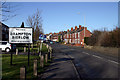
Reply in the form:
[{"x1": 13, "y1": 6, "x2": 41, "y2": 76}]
[
  {"x1": 85, "y1": 52, "x2": 90, "y2": 55},
  {"x1": 108, "y1": 60, "x2": 119, "y2": 64},
  {"x1": 92, "y1": 55, "x2": 103, "y2": 59},
  {"x1": 69, "y1": 55, "x2": 74, "y2": 59},
  {"x1": 70, "y1": 49, "x2": 75, "y2": 50},
  {"x1": 82, "y1": 52, "x2": 90, "y2": 55},
  {"x1": 83, "y1": 52, "x2": 119, "y2": 65}
]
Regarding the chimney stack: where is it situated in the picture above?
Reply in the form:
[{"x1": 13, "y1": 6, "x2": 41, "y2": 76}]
[
  {"x1": 75, "y1": 26, "x2": 77, "y2": 30},
  {"x1": 79, "y1": 25, "x2": 81, "y2": 30},
  {"x1": 67, "y1": 29, "x2": 69, "y2": 32},
  {"x1": 71, "y1": 27, "x2": 73, "y2": 31},
  {"x1": 83, "y1": 27, "x2": 87, "y2": 30}
]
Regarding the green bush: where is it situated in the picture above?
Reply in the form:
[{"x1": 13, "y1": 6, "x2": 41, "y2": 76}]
[{"x1": 84, "y1": 37, "x2": 89, "y2": 45}]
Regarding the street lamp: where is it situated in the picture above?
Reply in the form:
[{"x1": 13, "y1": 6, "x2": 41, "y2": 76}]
[
  {"x1": 83, "y1": 15, "x2": 85, "y2": 38},
  {"x1": 77, "y1": 12, "x2": 86, "y2": 45}
]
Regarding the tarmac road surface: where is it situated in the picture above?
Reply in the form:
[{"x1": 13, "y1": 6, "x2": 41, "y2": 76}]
[{"x1": 50, "y1": 43, "x2": 119, "y2": 80}]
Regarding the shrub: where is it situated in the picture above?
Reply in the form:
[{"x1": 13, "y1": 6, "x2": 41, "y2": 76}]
[{"x1": 86, "y1": 28, "x2": 120, "y2": 47}]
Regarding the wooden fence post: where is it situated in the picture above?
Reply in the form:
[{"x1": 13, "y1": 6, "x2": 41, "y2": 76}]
[
  {"x1": 45, "y1": 53, "x2": 48, "y2": 63},
  {"x1": 24, "y1": 47, "x2": 26, "y2": 52},
  {"x1": 38, "y1": 47, "x2": 39, "y2": 53},
  {"x1": 33, "y1": 59, "x2": 37, "y2": 76},
  {"x1": 50, "y1": 51, "x2": 52, "y2": 59},
  {"x1": 40, "y1": 55, "x2": 44, "y2": 68},
  {"x1": 16, "y1": 49, "x2": 18, "y2": 55},
  {"x1": 20, "y1": 66, "x2": 26, "y2": 79},
  {"x1": 47, "y1": 44, "x2": 48, "y2": 49},
  {"x1": 31, "y1": 44, "x2": 33, "y2": 49}
]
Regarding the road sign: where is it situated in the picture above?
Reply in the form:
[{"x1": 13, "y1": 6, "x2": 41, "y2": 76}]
[
  {"x1": 43, "y1": 35, "x2": 46, "y2": 40},
  {"x1": 39, "y1": 34, "x2": 46, "y2": 41},
  {"x1": 39, "y1": 34, "x2": 43, "y2": 40},
  {"x1": 9, "y1": 28, "x2": 33, "y2": 43}
]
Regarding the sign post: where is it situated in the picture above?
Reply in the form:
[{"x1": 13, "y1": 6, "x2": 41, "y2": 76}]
[
  {"x1": 39, "y1": 34, "x2": 46, "y2": 56},
  {"x1": 10, "y1": 52, "x2": 13, "y2": 65},
  {"x1": 9, "y1": 28, "x2": 33, "y2": 66},
  {"x1": 28, "y1": 44, "x2": 30, "y2": 66},
  {"x1": 39, "y1": 34, "x2": 43, "y2": 56}
]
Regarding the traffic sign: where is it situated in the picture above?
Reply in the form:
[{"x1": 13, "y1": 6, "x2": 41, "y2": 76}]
[{"x1": 39, "y1": 34, "x2": 43, "y2": 40}]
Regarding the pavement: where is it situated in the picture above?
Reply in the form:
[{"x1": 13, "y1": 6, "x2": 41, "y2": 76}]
[{"x1": 40, "y1": 44, "x2": 80, "y2": 79}]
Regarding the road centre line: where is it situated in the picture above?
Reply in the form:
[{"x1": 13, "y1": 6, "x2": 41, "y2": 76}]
[
  {"x1": 83, "y1": 52, "x2": 119, "y2": 65},
  {"x1": 92, "y1": 55, "x2": 119, "y2": 64},
  {"x1": 108, "y1": 60, "x2": 119, "y2": 64},
  {"x1": 92, "y1": 55, "x2": 103, "y2": 59},
  {"x1": 82, "y1": 52, "x2": 90, "y2": 55}
]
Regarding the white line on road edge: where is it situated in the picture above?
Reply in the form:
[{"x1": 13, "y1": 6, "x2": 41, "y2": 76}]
[
  {"x1": 69, "y1": 55, "x2": 74, "y2": 59},
  {"x1": 92, "y1": 55, "x2": 103, "y2": 59},
  {"x1": 108, "y1": 60, "x2": 119, "y2": 64},
  {"x1": 92, "y1": 55, "x2": 119, "y2": 64},
  {"x1": 70, "y1": 49, "x2": 75, "y2": 50},
  {"x1": 66, "y1": 55, "x2": 81, "y2": 79},
  {"x1": 82, "y1": 52, "x2": 90, "y2": 55}
]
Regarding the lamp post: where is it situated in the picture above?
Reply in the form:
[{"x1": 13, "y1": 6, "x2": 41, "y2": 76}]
[
  {"x1": 77, "y1": 13, "x2": 86, "y2": 46},
  {"x1": 84, "y1": 15, "x2": 85, "y2": 38}
]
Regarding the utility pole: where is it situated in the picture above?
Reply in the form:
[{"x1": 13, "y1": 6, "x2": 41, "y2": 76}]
[{"x1": 84, "y1": 16, "x2": 85, "y2": 38}]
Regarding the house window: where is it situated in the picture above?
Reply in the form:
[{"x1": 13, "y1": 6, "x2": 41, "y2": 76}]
[
  {"x1": 75, "y1": 39, "x2": 77, "y2": 44},
  {"x1": 67, "y1": 33, "x2": 68, "y2": 38},
  {"x1": 73, "y1": 33, "x2": 74, "y2": 38},
  {"x1": 78, "y1": 39, "x2": 80, "y2": 44},
  {"x1": 70, "y1": 34, "x2": 71, "y2": 38},
  {"x1": 72, "y1": 39, "x2": 74, "y2": 43},
  {"x1": 75, "y1": 33, "x2": 76, "y2": 38},
  {"x1": 78, "y1": 32, "x2": 79, "y2": 38},
  {"x1": 70, "y1": 39, "x2": 71, "y2": 43}
]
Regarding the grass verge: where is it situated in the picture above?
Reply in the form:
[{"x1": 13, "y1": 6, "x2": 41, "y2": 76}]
[{"x1": 2, "y1": 54, "x2": 44, "y2": 79}]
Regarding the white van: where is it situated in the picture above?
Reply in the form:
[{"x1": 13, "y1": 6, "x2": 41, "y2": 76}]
[{"x1": 0, "y1": 41, "x2": 11, "y2": 52}]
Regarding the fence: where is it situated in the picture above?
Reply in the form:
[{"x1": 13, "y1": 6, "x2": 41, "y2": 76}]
[{"x1": 20, "y1": 43, "x2": 53, "y2": 79}]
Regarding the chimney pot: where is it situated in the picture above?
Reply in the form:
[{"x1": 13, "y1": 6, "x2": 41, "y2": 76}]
[
  {"x1": 75, "y1": 26, "x2": 77, "y2": 30},
  {"x1": 79, "y1": 25, "x2": 81, "y2": 30},
  {"x1": 71, "y1": 27, "x2": 73, "y2": 31},
  {"x1": 67, "y1": 29, "x2": 69, "y2": 32}
]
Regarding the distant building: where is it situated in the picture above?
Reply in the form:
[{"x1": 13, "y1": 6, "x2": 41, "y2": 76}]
[
  {"x1": 0, "y1": 23, "x2": 9, "y2": 41},
  {"x1": 51, "y1": 33, "x2": 59, "y2": 42},
  {"x1": 46, "y1": 33, "x2": 52, "y2": 40},
  {"x1": 0, "y1": 23, "x2": 2, "y2": 41},
  {"x1": 50, "y1": 25, "x2": 92, "y2": 46}
]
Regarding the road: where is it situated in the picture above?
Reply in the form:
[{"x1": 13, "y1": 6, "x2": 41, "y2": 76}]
[{"x1": 50, "y1": 43, "x2": 119, "y2": 79}]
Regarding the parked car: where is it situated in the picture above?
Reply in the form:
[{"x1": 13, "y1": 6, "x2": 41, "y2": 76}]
[{"x1": 0, "y1": 41, "x2": 11, "y2": 52}]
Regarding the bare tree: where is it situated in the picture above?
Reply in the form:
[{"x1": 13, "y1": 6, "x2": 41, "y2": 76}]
[
  {"x1": 0, "y1": 1, "x2": 17, "y2": 22},
  {"x1": 26, "y1": 9, "x2": 43, "y2": 41}
]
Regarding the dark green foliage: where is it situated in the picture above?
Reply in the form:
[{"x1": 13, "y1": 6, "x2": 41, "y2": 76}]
[
  {"x1": 58, "y1": 35, "x2": 61, "y2": 42},
  {"x1": 87, "y1": 30, "x2": 102, "y2": 46},
  {"x1": 84, "y1": 37, "x2": 89, "y2": 45}
]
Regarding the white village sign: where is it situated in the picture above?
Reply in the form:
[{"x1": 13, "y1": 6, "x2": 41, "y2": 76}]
[{"x1": 9, "y1": 28, "x2": 33, "y2": 43}]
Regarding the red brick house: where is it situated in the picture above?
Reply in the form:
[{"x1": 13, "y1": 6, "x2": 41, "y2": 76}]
[
  {"x1": 64, "y1": 25, "x2": 91, "y2": 46},
  {"x1": 50, "y1": 25, "x2": 92, "y2": 46}
]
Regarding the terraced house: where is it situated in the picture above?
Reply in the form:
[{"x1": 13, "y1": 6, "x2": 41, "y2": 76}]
[{"x1": 50, "y1": 25, "x2": 92, "y2": 46}]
